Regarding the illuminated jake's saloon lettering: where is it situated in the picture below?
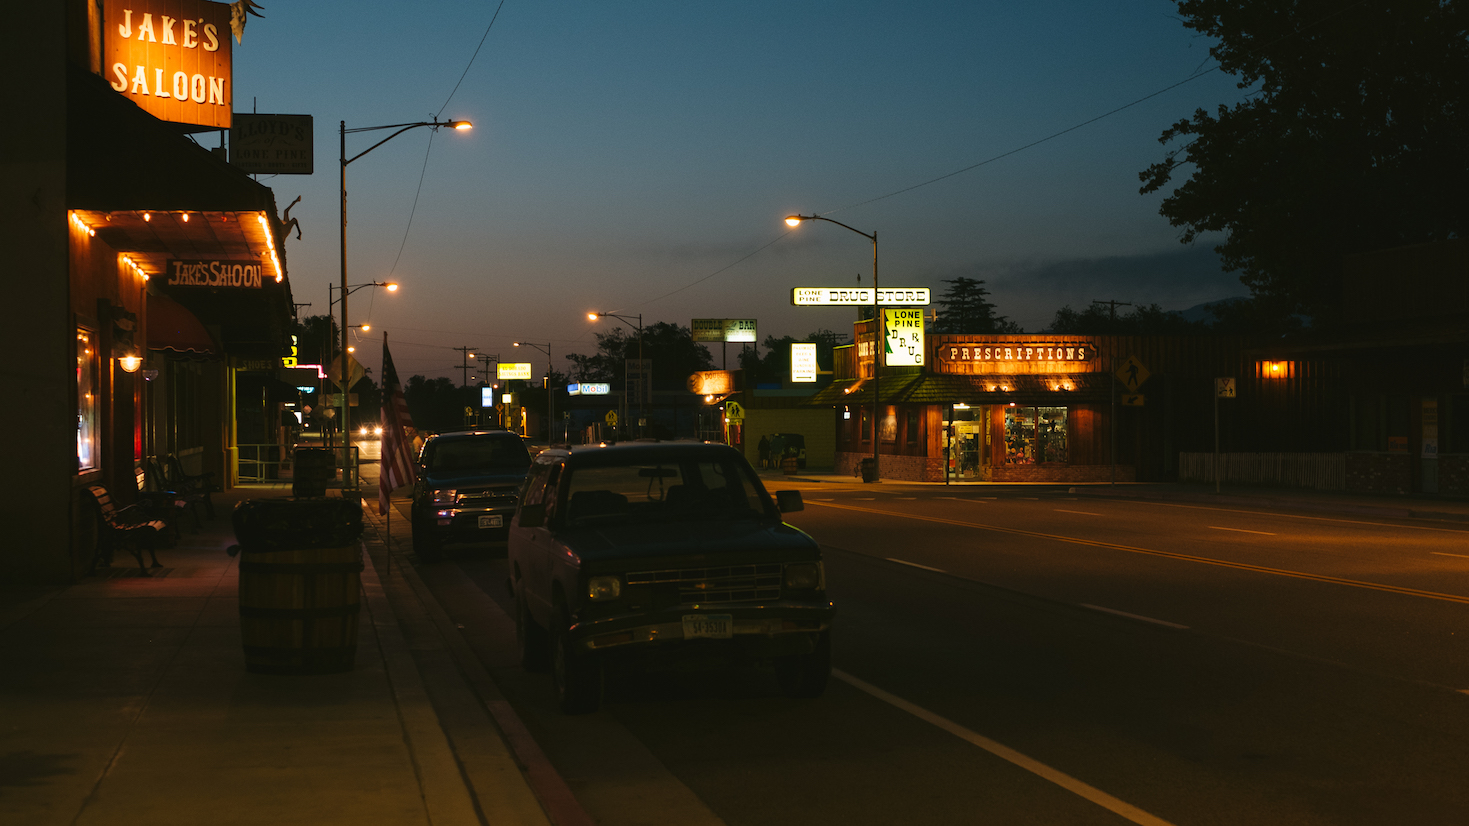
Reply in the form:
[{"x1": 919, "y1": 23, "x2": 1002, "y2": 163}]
[
  {"x1": 939, "y1": 343, "x2": 1095, "y2": 363},
  {"x1": 103, "y1": 0, "x2": 233, "y2": 129},
  {"x1": 168, "y1": 260, "x2": 263, "y2": 289}
]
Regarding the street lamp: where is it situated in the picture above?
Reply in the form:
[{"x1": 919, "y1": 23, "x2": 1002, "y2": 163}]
[
  {"x1": 340, "y1": 118, "x2": 469, "y2": 483},
  {"x1": 327, "y1": 280, "x2": 397, "y2": 395},
  {"x1": 587, "y1": 311, "x2": 643, "y2": 438},
  {"x1": 784, "y1": 213, "x2": 881, "y2": 482},
  {"x1": 513, "y1": 341, "x2": 556, "y2": 444}
]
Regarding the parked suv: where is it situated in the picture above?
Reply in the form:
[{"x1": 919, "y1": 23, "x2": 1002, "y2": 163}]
[
  {"x1": 508, "y1": 441, "x2": 833, "y2": 713},
  {"x1": 411, "y1": 430, "x2": 532, "y2": 561}
]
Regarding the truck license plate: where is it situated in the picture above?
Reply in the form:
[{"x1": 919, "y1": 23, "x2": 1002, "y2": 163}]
[
  {"x1": 477, "y1": 515, "x2": 503, "y2": 529},
  {"x1": 682, "y1": 614, "x2": 733, "y2": 639}
]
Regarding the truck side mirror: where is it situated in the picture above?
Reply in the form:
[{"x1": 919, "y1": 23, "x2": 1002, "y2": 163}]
[
  {"x1": 775, "y1": 490, "x2": 804, "y2": 513},
  {"x1": 518, "y1": 503, "x2": 546, "y2": 528}
]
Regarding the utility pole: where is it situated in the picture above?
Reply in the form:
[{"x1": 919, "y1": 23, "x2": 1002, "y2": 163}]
[
  {"x1": 453, "y1": 345, "x2": 479, "y2": 388},
  {"x1": 1092, "y1": 299, "x2": 1133, "y2": 324}
]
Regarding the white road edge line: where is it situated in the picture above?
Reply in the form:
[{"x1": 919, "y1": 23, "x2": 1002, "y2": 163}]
[
  {"x1": 1081, "y1": 604, "x2": 1190, "y2": 629},
  {"x1": 886, "y1": 557, "x2": 946, "y2": 573},
  {"x1": 1207, "y1": 526, "x2": 1277, "y2": 536},
  {"x1": 1431, "y1": 552, "x2": 1469, "y2": 559},
  {"x1": 833, "y1": 670, "x2": 1179, "y2": 826},
  {"x1": 1055, "y1": 509, "x2": 1103, "y2": 516},
  {"x1": 938, "y1": 496, "x2": 988, "y2": 502}
]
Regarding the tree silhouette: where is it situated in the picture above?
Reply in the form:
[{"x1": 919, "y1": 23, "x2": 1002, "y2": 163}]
[
  {"x1": 932, "y1": 277, "x2": 1021, "y2": 334},
  {"x1": 1140, "y1": 1, "x2": 1469, "y2": 323}
]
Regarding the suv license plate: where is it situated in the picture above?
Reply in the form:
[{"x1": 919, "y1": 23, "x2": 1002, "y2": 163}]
[
  {"x1": 477, "y1": 515, "x2": 503, "y2": 529},
  {"x1": 682, "y1": 614, "x2": 733, "y2": 640}
]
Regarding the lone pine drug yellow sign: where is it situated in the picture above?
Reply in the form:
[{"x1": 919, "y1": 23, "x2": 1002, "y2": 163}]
[
  {"x1": 104, "y1": 0, "x2": 233, "y2": 128},
  {"x1": 883, "y1": 308, "x2": 925, "y2": 366}
]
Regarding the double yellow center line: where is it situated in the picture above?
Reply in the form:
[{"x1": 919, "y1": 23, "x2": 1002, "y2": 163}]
[{"x1": 809, "y1": 500, "x2": 1469, "y2": 606}]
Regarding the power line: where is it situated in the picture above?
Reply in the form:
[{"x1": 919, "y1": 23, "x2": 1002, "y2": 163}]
[{"x1": 437, "y1": 0, "x2": 506, "y2": 119}]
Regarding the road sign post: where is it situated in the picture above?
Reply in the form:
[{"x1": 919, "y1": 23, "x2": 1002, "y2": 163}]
[
  {"x1": 1214, "y1": 377, "x2": 1236, "y2": 493},
  {"x1": 1112, "y1": 355, "x2": 1151, "y2": 485}
]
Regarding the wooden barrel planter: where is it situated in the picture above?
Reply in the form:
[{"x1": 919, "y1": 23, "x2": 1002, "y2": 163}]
[
  {"x1": 233, "y1": 498, "x2": 364, "y2": 674},
  {"x1": 781, "y1": 456, "x2": 799, "y2": 475}
]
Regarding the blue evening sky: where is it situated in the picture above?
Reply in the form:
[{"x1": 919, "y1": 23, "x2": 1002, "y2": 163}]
[{"x1": 230, "y1": 1, "x2": 1250, "y2": 380}]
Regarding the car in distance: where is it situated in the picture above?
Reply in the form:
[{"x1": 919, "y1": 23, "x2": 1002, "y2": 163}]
[
  {"x1": 410, "y1": 430, "x2": 532, "y2": 561},
  {"x1": 507, "y1": 441, "x2": 833, "y2": 713}
]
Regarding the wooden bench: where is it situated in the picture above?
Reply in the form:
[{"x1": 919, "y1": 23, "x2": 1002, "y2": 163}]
[
  {"x1": 164, "y1": 454, "x2": 216, "y2": 519},
  {"x1": 147, "y1": 457, "x2": 206, "y2": 529},
  {"x1": 82, "y1": 485, "x2": 165, "y2": 576}
]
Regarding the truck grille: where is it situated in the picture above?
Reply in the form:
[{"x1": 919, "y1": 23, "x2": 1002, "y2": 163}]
[
  {"x1": 627, "y1": 563, "x2": 783, "y2": 606},
  {"x1": 456, "y1": 486, "x2": 518, "y2": 509}
]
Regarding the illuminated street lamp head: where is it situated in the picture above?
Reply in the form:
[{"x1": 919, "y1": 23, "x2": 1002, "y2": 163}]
[
  {"x1": 360, "y1": 324, "x2": 371, "y2": 333},
  {"x1": 384, "y1": 282, "x2": 399, "y2": 291},
  {"x1": 513, "y1": 341, "x2": 522, "y2": 347},
  {"x1": 347, "y1": 345, "x2": 355, "y2": 353},
  {"x1": 587, "y1": 312, "x2": 599, "y2": 321},
  {"x1": 784, "y1": 215, "x2": 803, "y2": 227},
  {"x1": 449, "y1": 121, "x2": 472, "y2": 131}
]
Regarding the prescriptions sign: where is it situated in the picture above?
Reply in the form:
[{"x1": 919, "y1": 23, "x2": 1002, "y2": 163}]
[{"x1": 104, "y1": 0, "x2": 233, "y2": 129}]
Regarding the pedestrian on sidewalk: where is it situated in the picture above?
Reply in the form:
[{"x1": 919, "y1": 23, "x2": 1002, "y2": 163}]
[{"x1": 758, "y1": 434, "x2": 771, "y2": 469}]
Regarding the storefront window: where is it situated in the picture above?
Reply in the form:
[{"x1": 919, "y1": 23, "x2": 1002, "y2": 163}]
[
  {"x1": 77, "y1": 328, "x2": 98, "y2": 471},
  {"x1": 1004, "y1": 406, "x2": 1068, "y2": 464}
]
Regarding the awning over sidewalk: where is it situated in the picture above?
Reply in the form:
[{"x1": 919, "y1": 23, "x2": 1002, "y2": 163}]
[
  {"x1": 803, "y1": 372, "x2": 1112, "y2": 407},
  {"x1": 147, "y1": 291, "x2": 218, "y2": 355},
  {"x1": 67, "y1": 66, "x2": 294, "y2": 360}
]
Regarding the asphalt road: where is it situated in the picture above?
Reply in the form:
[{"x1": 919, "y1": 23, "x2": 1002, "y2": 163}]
[{"x1": 377, "y1": 460, "x2": 1469, "y2": 826}]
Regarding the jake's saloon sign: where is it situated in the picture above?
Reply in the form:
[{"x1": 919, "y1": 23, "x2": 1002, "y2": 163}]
[{"x1": 104, "y1": 0, "x2": 232, "y2": 129}]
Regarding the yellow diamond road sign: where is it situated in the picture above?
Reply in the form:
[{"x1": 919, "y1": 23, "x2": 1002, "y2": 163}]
[
  {"x1": 605, "y1": 410, "x2": 618, "y2": 426},
  {"x1": 1115, "y1": 355, "x2": 1150, "y2": 392},
  {"x1": 725, "y1": 400, "x2": 745, "y2": 421}
]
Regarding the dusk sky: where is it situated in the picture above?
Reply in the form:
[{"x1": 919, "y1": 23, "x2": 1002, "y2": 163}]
[{"x1": 229, "y1": 1, "x2": 1252, "y2": 382}]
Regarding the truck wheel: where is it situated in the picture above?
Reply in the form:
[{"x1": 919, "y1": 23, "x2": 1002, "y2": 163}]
[
  {"x1": 775, "y1": 631, "x2": 831, "y2": 699},
  {"x1": 552, "y1": 615, "x2": 602, "y2": 714},
  {"x1": 412, "y1": 518, "x2": 441, "y2": 562},
  {"x1": 517, "y1": 593, "x2": 549, "y2": 671}
]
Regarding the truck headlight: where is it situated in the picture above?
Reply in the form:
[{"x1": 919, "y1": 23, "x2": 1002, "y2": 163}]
[
  {"x1": 430, "y1": 489, "x2": 457, "y2": 507},
  {"x1": 784, "y1": 562, "x2": 823, "y2": 591},
  {"x1": 588, "y1": 576, "x2": 622, "y2": 601}
]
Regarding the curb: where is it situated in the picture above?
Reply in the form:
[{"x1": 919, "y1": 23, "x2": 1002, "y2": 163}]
[
  {"x1": 357, "y1": 497, "x2": 593, "y2": 826},
  {"x1": 1068, "y1": 485, "x2": 1469, "y2": 524}
]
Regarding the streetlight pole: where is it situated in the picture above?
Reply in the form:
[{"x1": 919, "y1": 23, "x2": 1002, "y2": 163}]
[
  {"x1": 340, "y1": 117, "x2": 470, "y2": 485},
  {"x1": 327, "y1": 279, "x2": 397, "y2": 448},
  {"x1": 588, "y1": 312, "x2": 642, "y2": 439},
  {"x1": 514, "y1": 341, "x2": 555, "y2": 444},
  {"x1": 785, "y1": 214, "x2": 881, "y2": 482}
]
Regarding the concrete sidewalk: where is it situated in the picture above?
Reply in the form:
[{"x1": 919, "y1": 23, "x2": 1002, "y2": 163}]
[
  {"x1": 0, "y1": 484, "x2": 551, "y2": 826},
  {"x1": 757, "y1": 468, "x2": 1469, "y2": 524}
]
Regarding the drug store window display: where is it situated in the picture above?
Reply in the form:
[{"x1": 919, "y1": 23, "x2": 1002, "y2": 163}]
[{"x1": 1005, "y1": 406, "x2": 1068, "y2": 465}]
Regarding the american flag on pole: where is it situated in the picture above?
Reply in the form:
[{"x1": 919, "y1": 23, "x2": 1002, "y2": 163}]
[{"x1": 379, "y1": 333, "x2": 417, "y2": 516}]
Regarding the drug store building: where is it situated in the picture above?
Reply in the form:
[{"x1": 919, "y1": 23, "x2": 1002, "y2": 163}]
[{"x1": 808, "y1": 320, "x2": 1248, "y2": 484}]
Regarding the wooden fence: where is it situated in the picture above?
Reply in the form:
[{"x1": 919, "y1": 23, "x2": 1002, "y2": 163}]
[{"x1": 1178, "y1": 452, "x2": 1346, "y2": 491}]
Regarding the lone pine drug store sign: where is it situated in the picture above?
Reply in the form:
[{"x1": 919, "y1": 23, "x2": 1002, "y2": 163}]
[{"x1": 104, "y1": 0, "x2": 233, "y2": 129}]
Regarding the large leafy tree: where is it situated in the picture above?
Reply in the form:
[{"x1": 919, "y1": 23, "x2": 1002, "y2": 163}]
[
  {"x1": 931, "y1": 277, "x2": 1022, "y2": 334},
  {"x1": 1140, "y1": 1, "x2": 1469, "y2": 322},
  {"x1": 563, "y1": 321, "x2": 713, "y2": 385}
]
